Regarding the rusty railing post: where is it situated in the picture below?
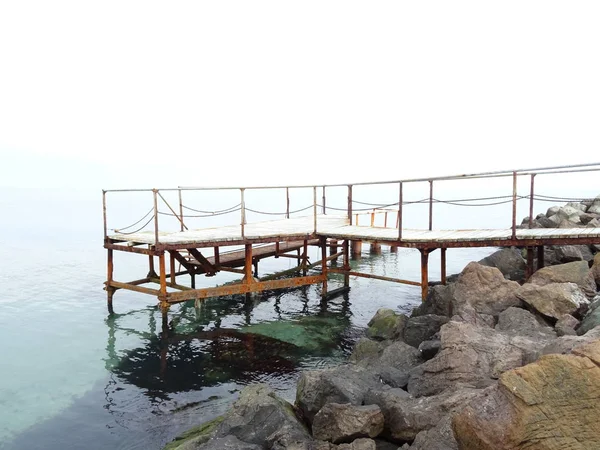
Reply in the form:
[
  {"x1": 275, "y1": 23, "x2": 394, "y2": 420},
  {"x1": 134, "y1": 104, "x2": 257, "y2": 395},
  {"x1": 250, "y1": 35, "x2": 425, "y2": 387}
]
[
  {"x1": 322, "y1": 186, "x2": 326, "y2": 215},
  {"x1": 102, "y1": 190, "x2": 108, "y2": 241},
  {"x1": 512, "y1": 172, "x2": 517, "y2": 240},
  {"x1": 240, "y1": 188, "x2": 246, "y2": 238},
  {"x1": 153, "y1": 189, "x2": 159, "y2": 246},
  {"x1": 398, "y1": 181, "x2": 403, "y2": 240},
  {"x1": 348, "y1": 185, "x2": 353, "y2": 225},
  {"x1": 178, "y1": 189, "x2": 184, "y2": 232},
  {"x1": 529, "y1": 174, "x2": 535, "y2": 229},
  {"x1": 313, "y1": 186, "x2": 317, "y2": 233},
  {"x1": 428, "y1": 180, "x2": 433, "y2": 231},
  {"x1": 286, "y1": 187, "x2": 290, "y2": 219}
]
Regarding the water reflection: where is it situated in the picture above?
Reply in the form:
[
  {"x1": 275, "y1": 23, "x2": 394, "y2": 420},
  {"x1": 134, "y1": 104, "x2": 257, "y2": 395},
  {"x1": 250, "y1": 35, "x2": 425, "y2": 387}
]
[{"x1": 104, "y1": 284, "x2": 354, "y2": 402}]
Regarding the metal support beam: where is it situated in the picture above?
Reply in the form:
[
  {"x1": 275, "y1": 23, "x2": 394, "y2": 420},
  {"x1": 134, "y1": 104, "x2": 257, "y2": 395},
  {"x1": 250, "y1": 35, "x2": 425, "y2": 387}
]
[
  {"x1": 441, "y1": 247, "x2": 447, "y2": 285},
  {"x1": 320, "y1": 237, "x2": 328, "y2": 298},
  {"x1": 420, "y1": 249, "x2": 430, "y2": 302},
  {"x1": 537, "y1": 245, "x2": 545, "y2": 271},
  {"x1": 107, "y1": 248, "x2": 114, "y2": 313},
  {"x1": 526, "y1": 247, "x2": 535, "y2": 279}
]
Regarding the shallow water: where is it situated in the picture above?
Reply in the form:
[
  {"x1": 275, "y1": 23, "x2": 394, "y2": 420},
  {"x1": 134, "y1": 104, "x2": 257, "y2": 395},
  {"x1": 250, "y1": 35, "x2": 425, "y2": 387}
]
[{"x1": 0, "y1": 188, "x2": 495, "y2": 450}]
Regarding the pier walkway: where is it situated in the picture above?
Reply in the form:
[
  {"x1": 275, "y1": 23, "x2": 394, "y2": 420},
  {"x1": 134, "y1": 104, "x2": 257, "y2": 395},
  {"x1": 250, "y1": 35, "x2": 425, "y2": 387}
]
[{"x1": 103, "y1": 163, "x2": 600, "y2": 315}]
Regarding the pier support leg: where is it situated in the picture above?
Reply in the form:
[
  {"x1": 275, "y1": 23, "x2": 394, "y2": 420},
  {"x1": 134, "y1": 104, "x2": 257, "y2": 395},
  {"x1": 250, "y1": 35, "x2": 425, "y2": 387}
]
[
  {"x1": 302, "y1": 240, "x2": 308, "y2": 276},
  {"x1": 244, "y1": 244, "x2": 253, "y2": 282},
  {"x1": 389, "y1": 245, "x2": 397, "y2": 253},
  {"x1": 170, "y1": 251, "x2": 176, "y2": 284},
  {"x1": 253, "y1": 259, "x2": 259, "y2": 277},
  {"x1": 190, "y1": 272, "x2": 196, "y2": 289},
  {"x1": 148, "y1": 249, "x2": 157, "y2": 278},
  {"x1": 537, "y1": 246, "x2": 545, "y2": 271},
  {"x1": 526, "y1": 247, "x2": 535, "y2": 279},
  {"x1": 441, "y1": 248, "x2": 447, "y2": 285},
  {"x1": 160, "y1": 303, "x2": 169, "y2": 380},
  {"x1": 159, "y1": 252, "x2": 167, "y2": 303},
  {"x1": 420, "y1": 249, "x2": 430, "y2": 302},
  {"x1": 370, "y1": 242, "x2": 382, "y2": 255},
  {"x1": 329, "y1": 240, "x2": 338, "y2": 264},
  {"x1": 106, "y1": 248, "x2": 115, "y2": 314},
  {"x1": 321, "y1": 237, "x2": 328, "y2": 299},
  {"x1": 351, "y1": 240, "x2": 362, "y2": 259},
  {"x1": 343, "y1": 240, "x2": 350, "y2": 288}
]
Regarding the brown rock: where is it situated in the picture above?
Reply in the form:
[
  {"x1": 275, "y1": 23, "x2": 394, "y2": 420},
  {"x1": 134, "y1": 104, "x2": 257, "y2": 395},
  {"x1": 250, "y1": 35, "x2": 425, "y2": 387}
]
[
  {"x1": 336, "y1": 438, "x2": 377, "y2": 450},
  {"x1": 528, "y1": 260, "x2": 597, "y2": 298},
  {"x1": 592, "y1": 253, "x2": 600, "y2": 287},
  {"x1": 516, "y1": 282, "x2": 589, "y2": 320},
  {"x1": 312, "y1": 403, "x2": 384, "y2": 444},
  {"x1": 452, "y1": 340, "x2": 600, "y2": 450}
]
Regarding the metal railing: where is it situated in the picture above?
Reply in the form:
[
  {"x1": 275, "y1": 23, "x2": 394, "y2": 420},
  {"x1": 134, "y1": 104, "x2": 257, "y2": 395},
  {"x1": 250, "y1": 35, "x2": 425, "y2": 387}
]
[{"x1": 103, "y1": 162, "x2": 600, "y2": 245}]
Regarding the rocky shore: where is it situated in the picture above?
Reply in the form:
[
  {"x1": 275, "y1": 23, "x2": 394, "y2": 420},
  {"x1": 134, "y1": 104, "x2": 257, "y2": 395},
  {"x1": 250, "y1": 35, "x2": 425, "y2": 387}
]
[{"x1": 165, "y1": 197, "x2": 600, "y2": 450}]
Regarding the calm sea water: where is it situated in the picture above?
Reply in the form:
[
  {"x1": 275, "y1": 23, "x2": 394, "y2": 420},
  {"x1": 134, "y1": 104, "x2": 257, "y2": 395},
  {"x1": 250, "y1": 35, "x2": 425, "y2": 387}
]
[{"x1": 4, "y1": 178, "x2": 592, "y2": 449}]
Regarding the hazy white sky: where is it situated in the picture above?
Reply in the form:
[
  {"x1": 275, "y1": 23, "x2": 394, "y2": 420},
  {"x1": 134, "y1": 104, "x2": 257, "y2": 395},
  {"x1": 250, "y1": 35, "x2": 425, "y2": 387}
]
[{"x1": 1, "y1": 1, "x2": 599, "y2": 189}]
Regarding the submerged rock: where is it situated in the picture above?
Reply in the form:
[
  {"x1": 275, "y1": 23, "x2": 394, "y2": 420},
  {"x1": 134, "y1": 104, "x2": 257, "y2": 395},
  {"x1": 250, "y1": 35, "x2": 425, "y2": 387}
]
[
  {"x1": 452, "y1": 340, "x2": 600, "y2": 450},
  {"x1": 312, "y1": 403, "x2": 384, "y2": 444}
]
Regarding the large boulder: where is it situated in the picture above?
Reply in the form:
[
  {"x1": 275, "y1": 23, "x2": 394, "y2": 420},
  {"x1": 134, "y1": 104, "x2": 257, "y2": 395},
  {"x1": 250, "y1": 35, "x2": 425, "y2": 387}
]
[
  {"x1": 592, "y1": 253, "x2": 600, "y2": 287},
  {"x1": 528, "y1": 260, "x2": 597, "y2": 298},
  {"x1": 578, "y1": 295, "x2": 600, "y2": 335},
  {"x1": 411, "y1": 284, "x2": 454, "y2": 317},
  {"x1": 403, "y1": 315, "x2": 449, "y2": 348},
  {"x1": 554, "y1": 314, "x2": 579, "y2": 336},
  {"x1": 337, "y1": 439, "x2": 377, "y2": 450},
  {"x1": 366, "y1": 309, "x2": 407, "y2": 341},
  {"x1": 351, "y1": 340, "x2": 424, "y2": 388},
  {"x1": 296, "y1": 365, "x2": 381, "y2": 423},
  {"x1": 407, "y1": 321, "x2": 550, "y2": 398},
  {"x1": 539, "y1": 324, "x2": 600, "y2": 357},
  {"x1": 364, "y1": 385, "x2": 481, "y2": 442},
  {"x1": 516, "y1": 282, "x2": 589, "y2": 320},
  {"x1": 451, "y1": 262, "x2": 521, "y2": 316},
  {"x1": 213, "y1": 384, "x2": 311, "y2": 447},
  {"x1": 196, "y1": 435, "x2": 261, "y2": 450},
  {"x1": 495, "y1": 307, "x2": 555, "y2": 338},
  {"x1": 478, "y1": 248, "x2": 526, "y2": 282},
  {"x1": 409, "y1": 416, "x2": 458, "y2": 450},
  {"x1": 452, "y1": 340, "x2": 600, "y2": 450},
  {"x1": 312, "y1": 403, "x2": 384, "y2": 444}
]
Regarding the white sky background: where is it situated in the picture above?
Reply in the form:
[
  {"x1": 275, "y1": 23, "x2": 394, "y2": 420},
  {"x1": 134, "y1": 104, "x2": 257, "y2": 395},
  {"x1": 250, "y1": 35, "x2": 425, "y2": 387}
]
[{"x1": 0, "y1": 1, "x2": 599, "y2": 189}]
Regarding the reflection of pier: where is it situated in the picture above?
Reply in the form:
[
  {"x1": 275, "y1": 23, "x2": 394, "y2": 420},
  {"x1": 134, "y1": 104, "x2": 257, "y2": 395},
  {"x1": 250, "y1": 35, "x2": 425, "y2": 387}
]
[{"x1": 103, "y1": 163, "x2": 600, "y2": 317}]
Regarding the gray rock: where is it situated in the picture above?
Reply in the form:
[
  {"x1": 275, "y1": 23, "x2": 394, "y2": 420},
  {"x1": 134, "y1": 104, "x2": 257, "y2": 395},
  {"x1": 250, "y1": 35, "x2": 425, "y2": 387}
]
[
  {"x1": 546, "y1": 206, "x2": 560, "y2": 217},
  {"x1": 350, "y1": 338, "x2": 387, "y2": 365},
  {"x1": 411, "y1": 284, "x2": 454, "y2": 317},
  {"x1": 588, "y1": 203, "x2": 600, "y2": 214},
  {"x1": 312, "y1": 403, "x2": 384, "y2": 444},
  {"x1": 363, "y1": 385, "x2": 481, "y2": 442},
  {"x1": 296, "y1": 365, "x2": 381, "y2": 423},
  {"x1": 556, "y1": 205, "x2": 584, "y2": 222},
  {"x1": 403, "y1": 315, "x2": 449, "y2": 348},
  {"x1": 580, "y1": 212, "x2": 600, "y2": 225},
  {"x1": 197, "y1": 435, "x2": 261, "y2": 450},
  {"x1": 418, "y1": 340, "x2": 441, "y2": 361},
  {"x1": 337, "y1": 438, "x2": 378, "y2": 450},
  {"x1": 214, "y1": 384, "x2": 310, "y2": 447},
  {"x1": 554, "y1": 245, "x2": 586, "y2": 263},
  {"x1": 555, "y1": 314, "x2": 580, "y2": 336},
  {"x1": 528, "y1": 260, "x2": 597, "y2": 298},
  {"x1": 495, "y1": 307, "x2": 555, "y2": 338},
  {"x1": 409, "y1": 416, "x2": 458, "y2": 450},
  {"x1": 407, "y1": 322, "x2": 545, "y2": 397},
  {"x1": 367, "y1": 309, "x2": 408, "y2": 341},
  {"x1": 566, "y1": 202, "x2": 588, "y2": 212},
  {"x1": 516, "y1": 282, "x2": 589, "y2": 320},
  {"x1": 372, "y1": 439, "x2": 398, "y2": 450},
  {"x1": 479, "y1": 248, "x2": 526, "y2": 282},
  {"x1": 540, "y1": 325, "x2": 600, "y2": 356},
  {"x1": 578, "y1": 295, "x2": 600, "y2": 335},
  {"x1": 592, "y1": 253, "x2": 600, "y2": 287},
  {"x1": 449, "y1": 303, "x2": 495, "y2": 328},
  {"x1": 451, "y1": 262, "x2": 521, "y2": 316},
  {"x1": 370, "y1": 341, "x2": 424, "y2": 388},
  {"x1": 586, "y1": 218, "x2": 600, "y2": 228}
]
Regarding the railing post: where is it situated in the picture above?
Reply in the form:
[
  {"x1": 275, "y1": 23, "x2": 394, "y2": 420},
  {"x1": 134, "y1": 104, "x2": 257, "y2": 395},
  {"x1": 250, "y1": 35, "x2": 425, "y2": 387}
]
[
  {"x1": 348, "y1": 185, "x2": 353, "y2": 225},
  {"x1": 313, "y1": 186, "x2": 317, "y2": 233},
  {"x1": 529, "y1": 174, "x2": 536, "y2": 229},
  {"x1": 153, "y1": 189, "x2": 159, "y2": 245},
  {"x1": 286, "y1": 187, "x2": 290, "y2": 219},
  {"x1": 322, "y1": 186, "x2": 326, "y2": 215},
  {"x1": 240, "y1": 188, "x2": 246, "y2": 238},
  {"x1": 398, "y1": 182, "x2": 403, "y2": 240},
  {"x1": 428, "y1": 180, "x2": 433, "y2": 231},
  {"x1": 178, "y1": 189, "x2": 184, "y2": 232},
  {"x1": 512, "y1": 172, "x2": 517, "y2": 240},
  {"x1": 102, "y1": 190, "x2": 108, "y2": 241}
]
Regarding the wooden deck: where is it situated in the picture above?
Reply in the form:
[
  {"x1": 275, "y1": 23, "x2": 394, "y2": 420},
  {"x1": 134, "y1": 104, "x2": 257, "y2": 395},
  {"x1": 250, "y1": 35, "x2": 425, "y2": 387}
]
[{"x1": 109, "y1": 214, "x2": 600, "y2": 249}]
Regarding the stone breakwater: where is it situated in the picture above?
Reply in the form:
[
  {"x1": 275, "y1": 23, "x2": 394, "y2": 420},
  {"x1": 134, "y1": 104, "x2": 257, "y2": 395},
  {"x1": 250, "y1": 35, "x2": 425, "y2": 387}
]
[{"x1": 165, "y1": 197, "x2": 600, "y2": 450}]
